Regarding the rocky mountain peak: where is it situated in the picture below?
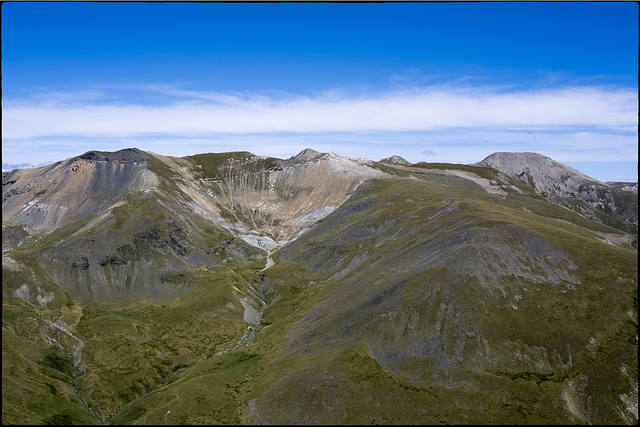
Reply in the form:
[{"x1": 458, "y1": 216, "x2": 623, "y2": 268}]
[
  {"x1": 379, "y1": 155, "x2": 410, "y2": 165},
  {"x1": 474, "y1": 152, "x2": 598, "y2": 193},
  {"x1": 2, "y1": 148, "x2": 155, "y2": 232},
  {"x1": 475, "y1": 151, "x2": 638, "y2": 229},
  {"x1": 289, "y1": 148, "x2": 325, "y2": 162},
  {"x1": 475, "y1": 152, "x2": 598, "y2": 187}
]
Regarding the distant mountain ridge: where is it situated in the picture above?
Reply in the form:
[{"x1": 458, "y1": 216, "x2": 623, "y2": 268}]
[
  {"x1": 607, "y1": 181, "x2": 638, "y2": 194},
  {"x1": 2, "y1": 160, "x2": 54, "y2": 171}
]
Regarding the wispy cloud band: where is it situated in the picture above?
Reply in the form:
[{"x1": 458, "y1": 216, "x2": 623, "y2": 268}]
[
  {"x1": 2, "y1": 84, "x2": 637, "y2": 176},
  {"x1": 4, "y1": 85, "x2": 636, "y2": 138}
]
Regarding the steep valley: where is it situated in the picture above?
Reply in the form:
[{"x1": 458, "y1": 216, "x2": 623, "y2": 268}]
[{"x1": 2, "y1": 148, "x2": 637, "y2": 425}]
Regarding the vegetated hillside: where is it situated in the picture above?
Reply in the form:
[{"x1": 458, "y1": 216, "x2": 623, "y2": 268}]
[{"x1": 2, "y1": 148, "x2": 637, "y2": 425}]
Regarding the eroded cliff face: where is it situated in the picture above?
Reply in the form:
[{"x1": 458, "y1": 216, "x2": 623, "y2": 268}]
[{"x1": 179, "y1": 150, "x2": 387, "y2": 249}]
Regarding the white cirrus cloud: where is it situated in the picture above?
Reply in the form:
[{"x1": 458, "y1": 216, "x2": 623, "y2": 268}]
[{"x1": 3, "y1": 85, "x2": 637, "y2": 139}]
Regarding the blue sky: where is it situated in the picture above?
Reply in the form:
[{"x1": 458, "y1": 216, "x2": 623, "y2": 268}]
[{"x1": 2, "y1": 2, "x2": 638, "y2": 181}]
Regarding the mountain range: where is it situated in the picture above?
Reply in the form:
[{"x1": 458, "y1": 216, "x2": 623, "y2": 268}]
[
  {"x1": 2, "y1": 161, "x2": 54, "y2": 172},
  {"x1": 2, "y1": 148, "x2": 637, "y2": 425}
]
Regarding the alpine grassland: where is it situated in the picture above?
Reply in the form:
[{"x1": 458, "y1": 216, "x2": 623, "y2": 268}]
[{"x1": 2, "y1": 149, "x2": 637, "y2": 425}]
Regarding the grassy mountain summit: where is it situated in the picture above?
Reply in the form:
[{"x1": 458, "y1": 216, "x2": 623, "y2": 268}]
[{"x1": 2, "y1": 148, "x2": 637, "y2": 425}]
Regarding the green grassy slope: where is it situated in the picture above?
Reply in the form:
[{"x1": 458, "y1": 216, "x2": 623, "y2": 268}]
[
  {"x1": 2, "y1": 152, "x2": 268, "y2": 424},
  {"x1": 245, "y1": 170, "x2": 637, "y2": 425}
]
